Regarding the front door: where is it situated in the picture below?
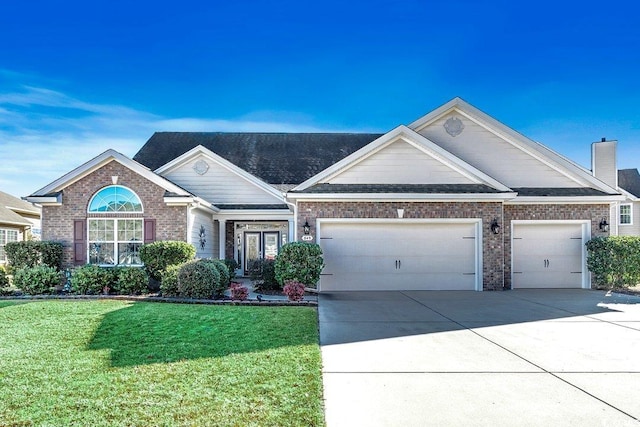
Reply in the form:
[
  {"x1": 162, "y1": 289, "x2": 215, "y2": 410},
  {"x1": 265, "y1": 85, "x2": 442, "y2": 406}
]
[{"x1": 244, "y1": 231, "x2": 281, "y2": 271}]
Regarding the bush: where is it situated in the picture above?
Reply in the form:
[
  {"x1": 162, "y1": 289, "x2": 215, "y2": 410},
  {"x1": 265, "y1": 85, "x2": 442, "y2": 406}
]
[
  {"x1": 283, "y1": 281, "x2": 305, "y2": 302},
  {"x1": 249, "y1": 258, "x2": 279, "y2": 291},
  {"x1": 223, "y1": 258, "x2": 240, "y2": 281},
  {"x1": 0, "y1": 266, "x2": 8, "y2": 288},
  {"x1": 199, "y1": 259, "x2": 229, "y2": 297},
  {"x1": 177, "y1": 259, "x2": 220, "y2": 299},
  {"x1": 274, "y1": 242, "x2": 324, "y2": 288},
  {"x1": 13, "y1": 266, "x2": 62, "y2": 295},
  {"x1": 71, "y1": 265, "x2": 114, "y2": 295},
  {"x1": 229, "y1": 282, "x2": 249, "y2": 301},
  {"x1": 5, "y1": 241, "x2": 63, "y2": 271},
  {"x1": 587, "y1": 236, "x2": 640, "y2": 288},
  {"x1": 114, "y1": 267, "x2": 149, "y2": 295},
  {"x1": 139, "y1": 241, "x2": 196, "y2": 281},
  {"x1": 160, "y1": 264, "x2": 182, "y2": 297}
]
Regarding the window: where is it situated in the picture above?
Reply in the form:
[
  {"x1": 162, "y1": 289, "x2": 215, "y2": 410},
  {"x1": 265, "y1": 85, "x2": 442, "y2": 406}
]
[
  {"x1": 0, "y1": 229, "x2": 19, "y2": 263},
  {"x1": 620, "y1": 204, "x2": 633, "y2": 225},
  {"x1": 88, "y1": 186, "x2": 143, "y2": 266}
]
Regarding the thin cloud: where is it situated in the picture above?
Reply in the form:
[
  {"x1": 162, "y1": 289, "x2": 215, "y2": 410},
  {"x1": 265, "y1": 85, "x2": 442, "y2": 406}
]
[{"x1": 0, "y1": 83, "x2": 341, "y2": 197}]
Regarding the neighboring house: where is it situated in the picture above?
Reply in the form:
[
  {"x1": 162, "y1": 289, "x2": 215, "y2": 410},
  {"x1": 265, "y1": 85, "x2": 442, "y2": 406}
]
[
  {"x1": 617, "y1": 169, "x2": 640, "y2": 235},
  {"x1": 591, "y1": 140, "x2": 640, "y2": 236},
  {"x1": 0, "y1": 190, "x2": 41, "y2": 264},
  {"x1": 27, "y1": 98, "x2": 625, "y2": 291}
]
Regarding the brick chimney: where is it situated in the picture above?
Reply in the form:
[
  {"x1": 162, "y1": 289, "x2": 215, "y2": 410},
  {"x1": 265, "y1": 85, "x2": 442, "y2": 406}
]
[{"x1": 591, "y1": 138, "x2": 618, "y2": 188}]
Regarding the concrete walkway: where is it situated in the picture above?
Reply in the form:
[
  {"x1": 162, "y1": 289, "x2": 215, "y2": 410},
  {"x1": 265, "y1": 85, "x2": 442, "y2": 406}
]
[{"x1": 319, "y1": 290, "x2": 640, "y2": 426}]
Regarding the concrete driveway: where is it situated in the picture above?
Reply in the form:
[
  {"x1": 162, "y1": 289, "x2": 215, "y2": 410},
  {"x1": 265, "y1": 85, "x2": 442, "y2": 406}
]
[{"x1": 319, "y1": 290, "x2": 640, "y2": 427}]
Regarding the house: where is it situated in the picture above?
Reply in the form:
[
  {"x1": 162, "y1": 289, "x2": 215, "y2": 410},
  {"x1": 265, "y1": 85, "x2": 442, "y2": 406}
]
[
  {"x1": 591, "y1": 139, "x2": 640, "y2": 236},
  {"x1": 27, "y1": 98, "x2": 626, "y2": 291},
  {"x1": 0, "y1": 190, "x2": 41, "y2": 265}
]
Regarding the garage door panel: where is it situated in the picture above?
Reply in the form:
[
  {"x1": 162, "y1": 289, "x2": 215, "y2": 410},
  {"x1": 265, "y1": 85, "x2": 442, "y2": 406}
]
[
  {"x1": 320, "y1": 272, "x2": 476, "y2": 291},
  {"x1": 319, "y1": 221, "x2": 478, "y2": 291},
  {"x1": 512, "y1": 223, "x2": 585, "y2": 289}
]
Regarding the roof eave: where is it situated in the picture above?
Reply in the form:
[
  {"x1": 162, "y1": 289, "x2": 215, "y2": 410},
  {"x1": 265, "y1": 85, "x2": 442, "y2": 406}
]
[
  {"x1": 506, "y1": 195, "x2": 626, "y2": 204},
  {"x1": 24, "y1": 195, "x2": 62, "y2": 206},
  {"x1": 287, "y1": 192, "x2": 518, "y2": 201}
]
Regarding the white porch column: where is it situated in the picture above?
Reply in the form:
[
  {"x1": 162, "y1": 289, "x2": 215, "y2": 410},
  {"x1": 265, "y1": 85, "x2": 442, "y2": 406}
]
[
  {"x1": 288, "y1": 219, "x2": 295, "y2": 243},
  {"x1": 218, "y1": 220, "x2": 226, "y2": 260}
]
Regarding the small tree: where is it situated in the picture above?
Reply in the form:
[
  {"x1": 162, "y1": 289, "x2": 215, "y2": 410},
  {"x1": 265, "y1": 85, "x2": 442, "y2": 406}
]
[{"x1": 274, "y1": 242, "x2": 324, "y2": 288}]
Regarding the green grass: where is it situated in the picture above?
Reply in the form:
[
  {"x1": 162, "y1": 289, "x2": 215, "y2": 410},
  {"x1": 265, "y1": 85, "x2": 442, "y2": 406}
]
[{"x1": 0, "y1": 300, "x2": 324, "y2": 426}]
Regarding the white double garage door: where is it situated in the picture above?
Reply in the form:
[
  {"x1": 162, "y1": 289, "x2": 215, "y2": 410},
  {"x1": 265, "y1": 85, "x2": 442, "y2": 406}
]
[{"x1": 317, "y1": 219, "x2": 590, "y2": 291}]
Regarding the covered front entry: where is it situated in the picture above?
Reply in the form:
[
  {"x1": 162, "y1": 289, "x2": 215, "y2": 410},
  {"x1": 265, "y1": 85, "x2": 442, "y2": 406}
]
[
  {"x1": 317, "y1": 219, "x2": 481, "y2": 291},
  {"x1": 233, "y1": 222, "x2": 289, "y2": 275},
  {"x1": 511, "y1": 221, "x2": 590, "y2": 289}
]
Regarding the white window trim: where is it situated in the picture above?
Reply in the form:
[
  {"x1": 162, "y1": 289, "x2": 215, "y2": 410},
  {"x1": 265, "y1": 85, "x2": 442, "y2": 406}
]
[
  {"x1": 620, "y1": 203, "x2": 633, "y2": 226},
  {"x1": 0, "y1": 228, "x2": 19, "y2": 263},
  {"x1": 87, "y1": 218, "x2": 144, "y2": 267}
]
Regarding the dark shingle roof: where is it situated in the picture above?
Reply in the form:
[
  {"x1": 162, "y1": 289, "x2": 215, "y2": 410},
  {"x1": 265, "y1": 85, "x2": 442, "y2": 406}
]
[
  {"x1": 618, "y1": 169, "x2": 640, "y2": 198},
  {"x1": 512, "y1": 188, "x2": 612, "y2": 197},
  {"x1": 292, "y1": 184, "x2": 508, "y2": 194},
  {"x1": 133, "y1": 132, "x2": 383, "y2": 185}
]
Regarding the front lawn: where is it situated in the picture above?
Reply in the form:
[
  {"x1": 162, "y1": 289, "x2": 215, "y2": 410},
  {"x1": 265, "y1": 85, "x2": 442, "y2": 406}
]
[{"x1": 0, "y1": 300, "x2": 324, "y2": 426}]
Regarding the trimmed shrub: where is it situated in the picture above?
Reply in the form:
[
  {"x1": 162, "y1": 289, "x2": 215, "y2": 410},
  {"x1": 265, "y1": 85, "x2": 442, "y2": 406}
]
[
  {"x1": 5, "y1": 241, "x2": 63, "y2": 271},
  {"x1": 177, "y1": 259, "x2": 220, "y2": 299},
  {"x1": 223, "y1": 258, "x2": 240, "y2": 282},
  {"x1": 160, "y1": 264, "x2": 181, "y2": 297},
  {"x1": 274, "y1": 242, "x2": 324, "y2": 288},
  {"x1": 71, "y1": 265, "x2": 114, "y2": 295},
  {"x1": 13, "y1": 266, "x2": 62, "y2": 295},
  {"x1": 249, "y1": 258, "x2": 279, "y2": 291},
  {"x1": 197, "y1": 259, "x2": 228, "y2": 298},
  {"x1": 115, "y1": 267, "x2": 149, "y2": 295},
  {"x1": 139, "y1": 241, "x2": 196, "y2": 281},
  {"x1": 283, "y1": 281, "x2": 305, "y2": 302},
  {"x1": 229, "y1": 282, "x2": 249, "y2": 301},
  {"x1": 587, "y1": 236, "x2": 640, "y2": 288}
]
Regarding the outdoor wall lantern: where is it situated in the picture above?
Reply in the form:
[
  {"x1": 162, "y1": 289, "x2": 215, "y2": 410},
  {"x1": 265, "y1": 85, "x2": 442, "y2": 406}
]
[
  {"x1": 303, "y1": 220, "x2": 311, "y2": 235},
  {"x1": 599, "y1": 218, "x2": 610, "y2": 232},
  {"x1": 490, "y1": 219, "x2": 501, "y2": 234}
]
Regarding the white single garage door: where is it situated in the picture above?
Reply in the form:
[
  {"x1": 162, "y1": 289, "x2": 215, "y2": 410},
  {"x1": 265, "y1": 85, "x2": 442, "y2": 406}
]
[
  {"x1": 318, "y1": 220, "x2": 479, "y2": 291},
  {"x1": 512, "y1": 222, "x2": 588, "y2": 289}
]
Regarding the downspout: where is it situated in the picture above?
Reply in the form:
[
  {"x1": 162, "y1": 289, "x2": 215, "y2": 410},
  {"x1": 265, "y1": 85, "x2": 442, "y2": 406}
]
[{"x1": 283, "y1": 193, "x2": 298, "y2": 242}]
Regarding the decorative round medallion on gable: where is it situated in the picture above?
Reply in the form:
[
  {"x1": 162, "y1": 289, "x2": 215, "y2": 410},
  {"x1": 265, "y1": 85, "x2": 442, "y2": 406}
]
[
  {"x1": 193, "y1": 160, "x2": 209, "y2": 175},
  {"x1": 444, "y1": 116, "x2": 465, "y2": 137}
]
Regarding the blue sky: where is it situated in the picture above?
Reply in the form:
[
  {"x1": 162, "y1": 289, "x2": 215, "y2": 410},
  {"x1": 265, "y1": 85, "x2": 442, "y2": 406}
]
[{"x1": 1, "y1": 0, "x2": 639, "y2": 197}]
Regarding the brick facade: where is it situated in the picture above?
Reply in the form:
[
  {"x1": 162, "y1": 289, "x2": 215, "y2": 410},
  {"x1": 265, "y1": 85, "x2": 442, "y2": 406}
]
[
  {"x1": 297, "y1": 201, "x2": 611, "y2": 290},
  {"x1": 503, "y1": 203, "x2": 609, "y2": 288},
  {"x1": 298, "y1": 201, "x2": 504, "y2": 290},
  {"x1": 42, "y1": 160, "x2": 188, "y2": 267}
]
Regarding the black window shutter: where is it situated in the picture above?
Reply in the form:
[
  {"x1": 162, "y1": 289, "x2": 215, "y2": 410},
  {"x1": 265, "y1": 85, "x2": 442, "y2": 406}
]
[
  {"x1": 73, "y1": 220, "x2": 86, "y2": 265},
  {"x1": 144, "y1": 219, "x2": 156, "y2": 244}
]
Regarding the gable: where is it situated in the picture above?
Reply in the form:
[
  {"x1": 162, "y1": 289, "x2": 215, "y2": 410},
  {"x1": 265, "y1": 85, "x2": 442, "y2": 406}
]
[
  {"x1": 415, "y1": 111, "x2": 585, "y2": 188},
  {"x1": 28, "y1": 149, "x2": 191, "y2": 199},
  {"x1": 158, "y1": 150, "x2": 286, "y2": 205},
  {"x1": 326, "y1": 138, "x2": 477, "y2": 185}
]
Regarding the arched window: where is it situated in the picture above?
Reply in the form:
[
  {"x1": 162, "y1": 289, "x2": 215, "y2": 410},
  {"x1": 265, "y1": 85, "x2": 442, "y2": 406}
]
[
  {"x1": 88, "y1": 185, "x2": 143, "y2": 213},
  {"x1": 87, "y1": 186, "x2": 144, "y2": 266}
]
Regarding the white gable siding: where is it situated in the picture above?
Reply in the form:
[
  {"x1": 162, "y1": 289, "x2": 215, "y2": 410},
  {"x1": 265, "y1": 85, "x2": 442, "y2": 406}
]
[
  {"x1": 326, "y1": 139, "x2": 477, "y2": 185},
  {"x1": 162, "y1": 155, "x2": 284, "y2": 205},
  {"x1": 189, "y1": 209, "x2": 217, "y2": 259},
  {"x1": 417, "y1": 113, "x2": 583, "y2": 188}
]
